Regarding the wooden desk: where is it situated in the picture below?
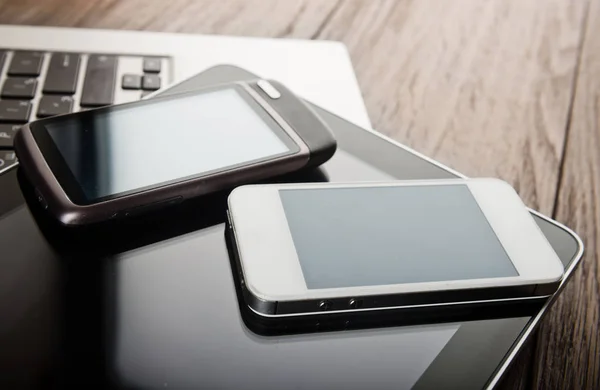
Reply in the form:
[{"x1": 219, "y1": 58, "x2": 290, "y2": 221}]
[{"x1": 0, "y1": 0, "x2": 598, "y2": 388}]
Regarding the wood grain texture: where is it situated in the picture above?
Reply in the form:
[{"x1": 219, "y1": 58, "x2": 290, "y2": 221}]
[
  {"x1": 533, "y1": 0, "x2": 600, "y2": 388},
  {"x1": 0, "y1": 0, "x2": 585, "y2": 213},
  {"x1": 496, "y1": 339, "x2": 537, "y2": 390},
  {"x1": 0, "y1": 0, "x2": 341, "y2": 38},
  {"x1": 0, "y1": 0, "x2": 596, "y2": 388},
  {"x1": 314, "y1": 0, "x2": 588, "y2": 215}
]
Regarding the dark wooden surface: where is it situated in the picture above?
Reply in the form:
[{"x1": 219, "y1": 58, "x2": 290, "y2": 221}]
[{"x1": 0, "y1": 0, "x2": 598, "y2": 388}]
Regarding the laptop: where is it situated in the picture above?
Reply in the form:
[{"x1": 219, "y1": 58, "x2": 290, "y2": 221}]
[{"x1": 0, "y1": 24, "x2": 371, "y2": 174}]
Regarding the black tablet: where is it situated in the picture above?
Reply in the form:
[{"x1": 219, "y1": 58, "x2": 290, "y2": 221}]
[{"x1": 0, "y1": 65, "x2": 582, "y2": 390}]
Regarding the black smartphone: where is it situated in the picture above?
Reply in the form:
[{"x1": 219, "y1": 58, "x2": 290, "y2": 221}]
[{"x1": 14, "y1": 79, "x2": 336, "y2": 225}]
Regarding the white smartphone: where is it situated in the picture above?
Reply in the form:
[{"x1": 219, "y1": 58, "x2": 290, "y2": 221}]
[{"x1": 226, "y1": 179, "x2": 564, "y2": 317}]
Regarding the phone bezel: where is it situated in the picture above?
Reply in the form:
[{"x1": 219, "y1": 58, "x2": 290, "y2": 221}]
[
  {"x1": 29, "y1": 83, "x2": 300, "y2": 205},
  {"x1": 228, "y1": 179, "x2": 564, "y2": 304}
]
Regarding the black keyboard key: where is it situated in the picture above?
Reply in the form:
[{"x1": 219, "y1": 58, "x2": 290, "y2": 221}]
[
  {"x1": 80, "y1": 54, "x2": 118, "y2": 107},
  {"x1": 0, "y1": 124, "x2": 20, "y2": 149},
  {"x1": 142, "y1": 74, "x2": 161, "y2": 91},
  {"x1": 0, "y1": 150, "x2": 17, "y2": 170},
  {"x1": 0, "y1": 150, "x2": 17, "y2": 171},
  {"x1": 8, "y1": 51, "x2": 44, "y2": 76},
  {"x1": 37, "y1": 96, "x2": 74, "y2": 118},
  {"x1": 0, "y1": 101, "x2": 31, "y2": 123},
  {"x1": 143, "y1": 58, "x2": 161, "y2": 73},
  {"x1": 43, "y1": 53, "x2": 81, "y2": 94},
  {"x1": 0, "y1": 51, "x2": 6, "y2": 71},
  {"x1": 122, "y1": 74, "x2": 142, "y2": 90},
  {"x1": 1, "y1": 77, "x2": 37, "y2": 99}
]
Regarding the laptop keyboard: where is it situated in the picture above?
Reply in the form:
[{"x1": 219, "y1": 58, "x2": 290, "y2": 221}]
[{"x1": 0, "y1": 50, "x2": 171, "y2": 173}]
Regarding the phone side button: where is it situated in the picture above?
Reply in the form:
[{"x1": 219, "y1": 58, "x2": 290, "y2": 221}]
[
  {"x1": 256, "y1": 80, "x2": 281, "y2": 99},
  {"x1": 123, "y1": 196, "x2": 183, "y2": 217},
  {"x1": 348, "y1": 298, "x2": 363, "y2": 309}
]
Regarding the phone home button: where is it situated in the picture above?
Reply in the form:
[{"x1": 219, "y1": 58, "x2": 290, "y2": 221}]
[{"x1": 319, "y1": 300, "x2": 332, "y2": 311}]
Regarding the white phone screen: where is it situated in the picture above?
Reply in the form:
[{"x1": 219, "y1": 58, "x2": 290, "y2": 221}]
[{"x1": 279, "y1": 185, "x2": 519, "y2": 289}]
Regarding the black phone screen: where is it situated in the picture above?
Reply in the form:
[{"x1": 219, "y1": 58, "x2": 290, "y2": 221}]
[{"x1": 31, "y1": 86, "x2": 298, "y2": 204}]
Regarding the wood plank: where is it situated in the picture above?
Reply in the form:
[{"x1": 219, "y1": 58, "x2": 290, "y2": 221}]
[
  {"x1": 496, "y1": 340, "x2": 536, "y2": 390},
  {"x1": 315, "y1": 0, "x2": 587, "y2": 215},
  {"x1": 0, "y1": 0, "x2": 340, "y2": 38},
  {"x1": 534, "y1": 0, "x2": 600, "y2": 387},
  {"x1": 0, "y1": 0, "x2": 583, "y2": 208}
]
